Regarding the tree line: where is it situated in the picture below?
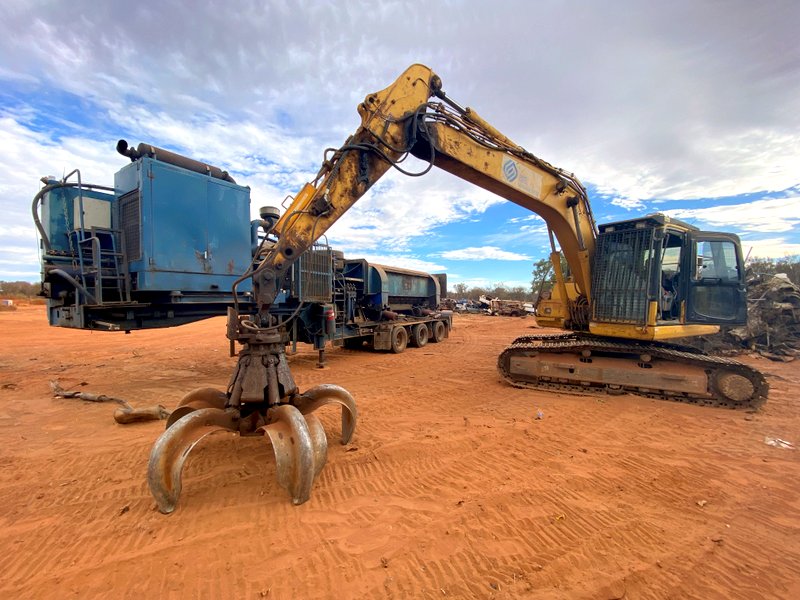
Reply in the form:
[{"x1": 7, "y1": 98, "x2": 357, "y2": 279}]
[
  {"x1": 746, "y1": 257, "x2": 800, "y2": 285},
  {"x1": 447, "y1": 256, "x2": 800, "y2": 302},
  {"x1": 449, "y1": 258, "x2": 566, "y2": 302},
  {"x1": 0, "y1": 281, "x2": 39, "y2": 298}
]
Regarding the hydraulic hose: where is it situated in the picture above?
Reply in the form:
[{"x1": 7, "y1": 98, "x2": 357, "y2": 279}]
[{"x1": 49, "y1": 268, "x2": 97, "y2": 304}]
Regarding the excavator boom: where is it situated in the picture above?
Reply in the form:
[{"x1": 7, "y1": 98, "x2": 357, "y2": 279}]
[{"x1": 255, "y1": 64, "x2": 595, "y2": 328}]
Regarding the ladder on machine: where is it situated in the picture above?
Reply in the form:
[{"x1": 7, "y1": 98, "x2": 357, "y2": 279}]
[
  {"x1": 71, "y1": 227, "x2": 130, "y2": 305},
  {"x1": 61, "y1": 168, "x2": 130, "y2": 306}
]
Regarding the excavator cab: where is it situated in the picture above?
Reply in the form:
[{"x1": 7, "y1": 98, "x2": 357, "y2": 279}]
[
  {"x1": 645, "y1": 221, "x2": 748, "y2": 326},
  {"x1": 590, "y1": 214, "x2": 747, "y2": 339}
]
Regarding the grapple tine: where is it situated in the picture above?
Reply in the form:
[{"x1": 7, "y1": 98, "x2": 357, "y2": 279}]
[
  {"x1": 294, "y1": 384, "x2": 358, "y2": 444},
  {"x1": 147, "y1": 407, "x2": 238, "y2": 514},
  {"x1": 166, "y1": 387, "x2": 228, "y2": 428},
  {"x1": 305, "y1": 414, "x2": 328, "y2": 478},
  {"x1": 262, "y1": 405, "x2": 323, "y2": 505}
]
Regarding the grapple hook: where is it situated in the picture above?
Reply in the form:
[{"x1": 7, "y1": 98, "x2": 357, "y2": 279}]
[
  {"x1": 165, "y1": 387, "x2": 228, "y2": 428},
  {"x1": 147, "y1": 385, "x2": 358, "y2": 513},
  {"x1": 261, "y1": 405, "x2": 328, "y2": 505},
  {"x1": 147, "y1": 407, "x2": 238, "y2": 514},
  {"x1": 293, "y1": 383, "x2": 358, "y2": 444}
]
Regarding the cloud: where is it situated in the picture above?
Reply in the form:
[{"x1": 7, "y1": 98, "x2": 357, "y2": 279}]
[
  {"x1": 508, "y1": 214, "x2": 544, "y2": 224},
  {"x1": 741, "y1": 238, "x2": 800, "y2": 260},
  {"x1": 483, "y1": 224, "x2": 550, "y2": 247},
  {"x1": 0, "y1": 224, "x2": 37, "y2": 238},
  {"x1": 664, "y1": 197, "x2": 800, "y2": 233},
  {"x1": 323, "y1": 170, "x2": 502, "y2": 253},
  {"x1": 438, "y1": 246, "x2": 532, "y2": 261},
  {"x1": 2, "y1": 2, "x2": 797, "y2": 202},
  {"x1": 611, "y1": 197, "x2": 646, "y2": 210}
]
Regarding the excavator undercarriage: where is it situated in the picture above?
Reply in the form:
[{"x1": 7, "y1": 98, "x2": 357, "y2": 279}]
[{"x1": 498, "y1": 333, "x2": 768, "y2": 409}]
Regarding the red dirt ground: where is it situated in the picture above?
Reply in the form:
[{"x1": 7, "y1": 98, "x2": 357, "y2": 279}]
[{"x1": 1, "y1": 305, "x2": 799, "y2": 599}]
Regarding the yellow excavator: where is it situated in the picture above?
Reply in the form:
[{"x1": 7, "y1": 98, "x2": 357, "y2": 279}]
[{"x1": 147, "y1": 64, "x2": 766, "y2": 512}]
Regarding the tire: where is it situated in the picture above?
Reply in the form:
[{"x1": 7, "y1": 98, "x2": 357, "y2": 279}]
[
  {"x1": 390, "y1": 326, "x2": 408, "y2": 354},
  {"x1": 411, "y1": 323, "x2": 429, "y2": 347},
  {"x1": 431, "y1": 320, "x2": 446, "y2": 343}
]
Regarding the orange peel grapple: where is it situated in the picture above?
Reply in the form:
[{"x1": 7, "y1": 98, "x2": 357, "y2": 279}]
[{"x1": 147, "y1": 327, "x2": 356, "y2": 513}]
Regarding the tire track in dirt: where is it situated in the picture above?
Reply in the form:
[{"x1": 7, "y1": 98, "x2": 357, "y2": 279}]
[
  {"x1": 260, "y1": 437, "x2": 561, "y2": 596},
  {"x1": 673, "y1": 539, "x2": 800, "y2": 600},
  {"x1": 4, "y1": 307, "x2": 800, "y2": 598},
  {"x1": 195, "y1": 428, "x2": 543, "y2": 595}
]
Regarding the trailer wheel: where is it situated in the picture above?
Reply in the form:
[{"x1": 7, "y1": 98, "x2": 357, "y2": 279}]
[
  {"x1": 411, "y1": 323, "x2": 429, "y2": 347},
  {"x1": 431, "y1": 320, "x2": 447, "y2": 343},
  {"x1": 390, "y1": 326, "x2": 408, "y2": 353}
]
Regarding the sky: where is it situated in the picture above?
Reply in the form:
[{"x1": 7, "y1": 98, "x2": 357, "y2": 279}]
[{"x1": 1, "y1": 0, "x2": 799, "y2": 291}]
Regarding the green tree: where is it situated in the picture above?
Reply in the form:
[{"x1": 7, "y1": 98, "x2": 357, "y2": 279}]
[
  {"x1": 507, "y1": 286, "x2": 529, "y2": 301},
  {"x1": 489, "y1": 283, "x2": 509, "y2": 298},
  {"x1": 470, "y1": 286, "x2": 489, "y2": 300},
  {"x1": 452, "y1": 282, "x2": 469, "y2": 297},
  {"x1": 530, "y1": 254, "x2": 569, "y2": 299},
  {"x1": 747, "y1": 256, "x2": 800, "y2": 285},
  {"x1": 530, "y1": 258, "x2": 552, "y2": 295}
]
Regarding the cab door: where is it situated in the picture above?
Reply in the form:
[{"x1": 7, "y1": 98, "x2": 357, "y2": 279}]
[{"x1": 683, "y1": 232, "x2": 747, "y2": 325}]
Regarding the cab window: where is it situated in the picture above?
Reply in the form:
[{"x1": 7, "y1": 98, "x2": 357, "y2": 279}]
[{"x1": 694, "y1": 240, "x2": 739, "y2": 282}]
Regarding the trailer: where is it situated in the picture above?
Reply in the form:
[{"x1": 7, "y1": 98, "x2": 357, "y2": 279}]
[{"x1": 274, "y1": 248, "x2": 452, "y2": 363}]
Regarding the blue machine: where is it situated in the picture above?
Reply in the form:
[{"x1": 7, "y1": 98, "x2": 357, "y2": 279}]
[
  {"x1": 113, "y1": 155, "x2": 252, "y2": 293},
  {"x1": 36, "y1": 141, "x2": 255, "y2": 330},
  {"x1": 35, "y1": 141, "x2": 450, "y2": 354}
]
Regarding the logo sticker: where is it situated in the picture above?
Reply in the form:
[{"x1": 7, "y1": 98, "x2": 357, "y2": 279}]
[
  {"x1": 502, "y1": 158, "x2": 518, "y2": 183},
  {"x1": 500, "y1": 157, "x2": 543, "y2": 198}
]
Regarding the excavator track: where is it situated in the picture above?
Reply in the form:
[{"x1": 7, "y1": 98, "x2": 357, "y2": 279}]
[{"x1": 498, "y1": 333, "x2": 768, "y2": 409}]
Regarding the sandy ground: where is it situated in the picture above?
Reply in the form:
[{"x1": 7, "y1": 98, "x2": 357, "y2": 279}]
[{"x1": 1, "y1": 305, "x2": 799, "y2": 599}]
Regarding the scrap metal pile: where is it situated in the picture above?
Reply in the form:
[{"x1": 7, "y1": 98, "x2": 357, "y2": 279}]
[{"x1": 689, "y1": 272, "x2": 800, "y2": 361}]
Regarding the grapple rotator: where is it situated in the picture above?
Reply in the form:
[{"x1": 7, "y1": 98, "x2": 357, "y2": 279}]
[{"x1": 147, "y1": 314, "x2": 357, "y2": 514}]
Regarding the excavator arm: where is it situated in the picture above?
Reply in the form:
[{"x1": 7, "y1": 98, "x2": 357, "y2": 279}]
[{"x1": 253, "y1": 64, "x2": 596, "y2": 325}]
